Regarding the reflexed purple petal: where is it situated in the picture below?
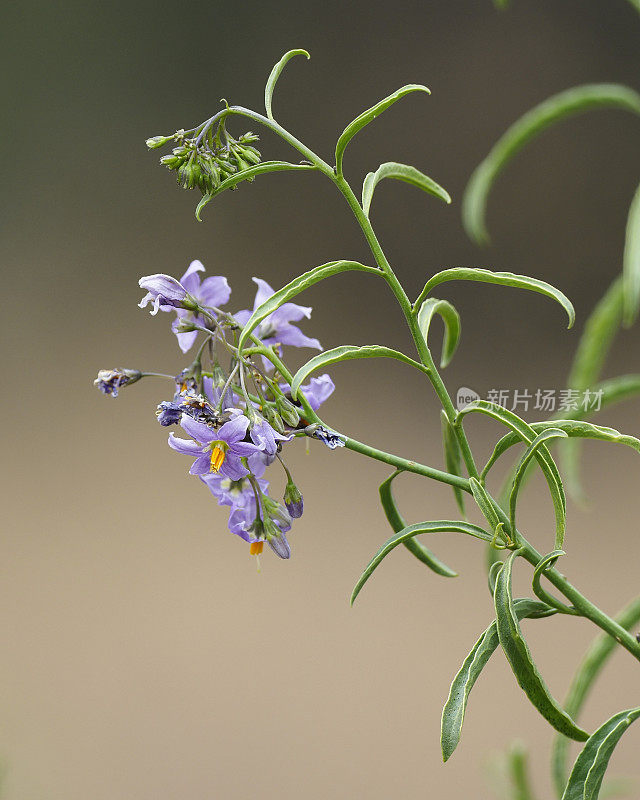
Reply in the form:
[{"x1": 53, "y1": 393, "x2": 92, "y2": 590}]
[
  {"x1": 302, "y1": 374, "x2": 335, "y2": 410},
  {"x1": 247, "y1": 451, "x2": 268, "y2": 478},
  {"x1": 175, "y1": 329, "x2": 199, "y2": 354},
  {"x1": 251, "y1": 277, "x2": 275, "y2": 311},
  {"x1": 168, "y1": 433, "x2": 204, "y2": 456},
  {"x1": 228, "y1": 508, "x2": 255, "y2": 542},
  {"x1": 181, "y1": 415, "x2": 218, "y2": 443},
  {"x1": 269, "y1": 325, "x2": 321, "y2": 350},
  {"x1": 229, "y1": 440, "x2": 261, "y2": 456},
  {"x1": 270, "y1": 301, "x2": 312, "y2": 326},
  {"x1": 180, "y1": 260, "x2": 205, "y2": 293},
  {"x1": 189, "y1": 454, "x2": 212, "y2": 475},
  {"x1": 233, "y1": 309, "x2": 251, "y2": 326},
  {"x1": 198, "y1": 276, "x2": 231, "y2": 309},
  {"x1": 219, "y1": 453, "x2": 249, "y2": 480},
  {"x1": 217, "y1": 414, "x2": 249, "y2": 444},
  {"x1": 138, "y1": 274, "x2": 186, "y2": 303}
]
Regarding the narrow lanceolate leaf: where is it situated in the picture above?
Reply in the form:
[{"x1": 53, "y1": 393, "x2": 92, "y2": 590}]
[
  {"x1": 350, "y1": 520, "x2": 491, "y2": 605},
  {"x1": 290, "y1": 345, "x2": 427, "y2": 401},
  {"x1": 494, "y1": 554, "x2": 589, "y2": 742},
  {"x1": 195, "y1": 161, "x2": 316, "y2": 220},
  {"x1": 237, "y1": 260, "x2": 381, "y2": 351},
  {"x1": 414, "y1": 267, "x2": 574, "y2": 329},
  {"x1": 379, "y1": 471, "x2": 458, "y2": 580},
  {"x1": 361, "y1": 161, "x2": 451, "y2": 218},
  {"x1": 264, "y1": 49, "x2": 310, "y2": 121},
  {"x1": 462, "y1": 84, "x2": 640, "y2": 244},
  {"x1": 568, "y1": 278, "x2": 623, "y2": 392},
  {"x1": 459, "y1": 401, "x2": 566, "y2": 543},
  {"x1": 469, "y1": 478, "x2": 501, "y2": 532},
  {"x1": 623, "y1": 181, "x2": 640, "y2": 327},
  {"x1": 552, "y1": 596, "x2": 640, "y2": 797},
  {"x1": 441, "y1": 412, "x2": 466, "y2": 515},
  {"x1": 483, "y1": 419, "x2": 640, "y2": 477},
  {"x1": 507, "y1": 742, "x2": 537, "y2": 800},
  {"x1": 509, "y1": 429, "x2": 568, "y2": 549},
  {"x1": 441, "y1": 598, "x2": 555, "y2": 762},
  {"x1": 562, "y1": 708, "x2": 640, "y2": 800},
  {"x1": 335, "y1": 84, "x2": 430, "y2": 177},
  {"x1": 416, "y1": 298, "x2": 461, "y2": 368}
]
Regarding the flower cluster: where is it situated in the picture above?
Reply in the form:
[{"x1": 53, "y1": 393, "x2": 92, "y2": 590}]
[
  {"x1": 96, "y1": 260, "x2": 341, "y2": 560},
  {"x1": 147, "y1": 125, "x2": 261, "y2": 196}
]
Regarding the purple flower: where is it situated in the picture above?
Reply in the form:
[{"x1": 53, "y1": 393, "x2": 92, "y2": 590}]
[
  {"x1": 168, "y1": 412, "x2": 260, "y2": 481},
  {"x1": 227, "y1": 494, "x2": 292, "y2": 558},
  {"x1": 171, "y1": 261, "x2": 231, "y2": 353},
  {"x1": 156, "y1": 400, "x2": 183, "y2": 426},
  {"x1": 249, "y1": 414, "x2": 292, "y2": 456},
  {"x1": 138, "y1": 274, "x2": 192, "y2": 315},
  {"x1": 235, "y1": 278, "x2": 322, "y2": 352},
  {"x1": 202, "y1": 473, "x2": 268, "y2": 510},
  {"x1": 94, "y1": 368, "x2": 141, "y2": 397},
  {"x1": 279, "y1": 374, "x2": 335, "y2": 416}
]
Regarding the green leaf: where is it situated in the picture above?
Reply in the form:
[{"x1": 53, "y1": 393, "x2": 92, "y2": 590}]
[
  {"x1": 335, "y1": 84, "x2": 430, "y2": 177},
  {"x1": 195, "y1": 161, "x2": 316, "y2": 220},
  {"x1": 623, "y1": 181, "x2": 640, "y2": 327},
  {"x1": 416, "y1": 297, "x2": 461, "y2": 368},
  {"x1": 483, "y1": 419, "x2": 640, "y2": 477},
  {"x1": 414, "y1": 267, "x2": 574, "y2": 329},
  {"x1": 568, "y1": 278, "x2": 623, "y2": 392},
  {"x1": 462, "y1": 84, "x2": 640, "y2": 245},
  {"x1": 552, "y1": 596, "x2": 640, "y2": 797},
  {"x1": 507, "y1": 741, "x2": 537, "y2": 800},
  {"x1": 509, "y1": 429, "x2": 568, "y2": 550},
  {"x1": 469, "y1": 477, "x2": 501, "y2": 532},
  {"x1": 441, "y1": 411, "x2": 466, "y2": 515},
  {"x1": 237, "y1": 260, "x2": 381, "y2": 351},
  {"x1": 459, "y1": 401, "x2": 566, "y2": 544},
  {"x1": 361, "y1": 161, "x2": 451, "y2": 218},
  {"x1": 531, "y1": 550, "x2": 576, "y2": 616},
  {"x1": 350, "y1": 520, "x2": 491, "y2": 605},
  {"x1": 264, "y1": 49, "x2": 310, "y2": 121},
  {"x1": 561, "y1": 708, "x2": 640, "y2": 800},
  {"x1": 290, "y1": 345, "x2": 427, "y2": 401},
  {"x1": 494, "y1": 554, "x2": 589, "y2": 742},
  {"x1": 441, "y1": 597, "x2": 555, "y2": 762},
  {"x1": 379, "y1": 471, "x2": 458, "y2": 579}
]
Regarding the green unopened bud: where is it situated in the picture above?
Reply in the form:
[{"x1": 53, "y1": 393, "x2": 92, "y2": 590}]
[
  {"x1": 275, "y1": 395, "x2": 300, "y2": 427},
  {"x1": 264, "y1": 404, "x2": 286, "y2": 435},
  {"x1": 211, "y1": 364, "x2": 227, "y2": 388},
  {"x1": 146, "y1": 135, "x2": 172, "y2": 149}
]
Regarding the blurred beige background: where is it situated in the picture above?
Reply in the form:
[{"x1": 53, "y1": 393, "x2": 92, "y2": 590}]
[{"x1": 2, "y1": 0, "x2": 640, "y2": 797}]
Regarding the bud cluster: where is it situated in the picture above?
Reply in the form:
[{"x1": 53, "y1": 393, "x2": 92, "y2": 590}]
[{"x1": 147, "y1": 125, "x2": 261, "y2": 196}]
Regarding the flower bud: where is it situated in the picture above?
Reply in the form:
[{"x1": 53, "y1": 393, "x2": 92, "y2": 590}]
[
  {"x1": 263, "y1": 404, "x2": 286, "y2": 435},
  {"x1": 283, "y1": 479, "x2": 304, "y2": 519},
  {"x1": 275, "y1": 395, "x2": 300, "y2": 427},
  {"x1": 146, "y1": 135, "x2": 172, "y2": 149}
]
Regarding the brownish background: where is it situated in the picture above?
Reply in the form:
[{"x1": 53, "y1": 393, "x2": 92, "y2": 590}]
[{"x1": 3, "y1": 0, "x2": 640, "y2": 797}]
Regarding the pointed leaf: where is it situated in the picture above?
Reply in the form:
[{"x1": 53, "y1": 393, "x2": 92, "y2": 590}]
[
  {"x1": 623, "y1": 181, "x2": 640, "y2": 327},
  {"x1": 335, "y1": 84, "x2": 430, "y2": 177},
  {"x1": 414, "y1": 267, "x2": 574, "y2": 329},
  {"x1": 462, "y1": 84, "x2": 640, "y2": 244},
  {"x1": 290, "y1": 345, "x2": 427, "y2": 401},
  {"x1": 562, "y1": 708, "x2": 640, "y2": 800},
  {"x1": 195, "y1": 161, "x2": 316, "y2": 220},
  {"x1": 416, "y1": 297, "x2": 461, "y2": 368},
  {"x1": 441, "y1": 412, "x2": 466, "y2": 515},
  {"x1": 265, "y1": 49, "x2": 310, "y2": 121},
  {"x1": 552, "y1": 596, "x2": 640, "y2": 796},
  {"x1": 350, "y1": 520, "x2": 491, "y2": 605},
  {"x1": 237, "y1": 260, "x2": 381, "y2": 351},
  {"x1": 483, "y1": 419, "x2": 640, "y2": 478},
  {"x1": 494, "y1": 554, "x2": 589, "y2": 742},
  {"x1": 441, "y1": 597, "x2": 555, "y2": 762},
  {"x1": 459, "y1": 401, "x2": 566, "y2": 545},
  {"x1": 509, "y1": 429, "x2": 568, "y2": 549},
  {"x1": 379, "y1": 471, "x2": 458, "y2": 579},
  {"x1": 362, "y1": 161, "x2": 451, "y2": 218}
]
